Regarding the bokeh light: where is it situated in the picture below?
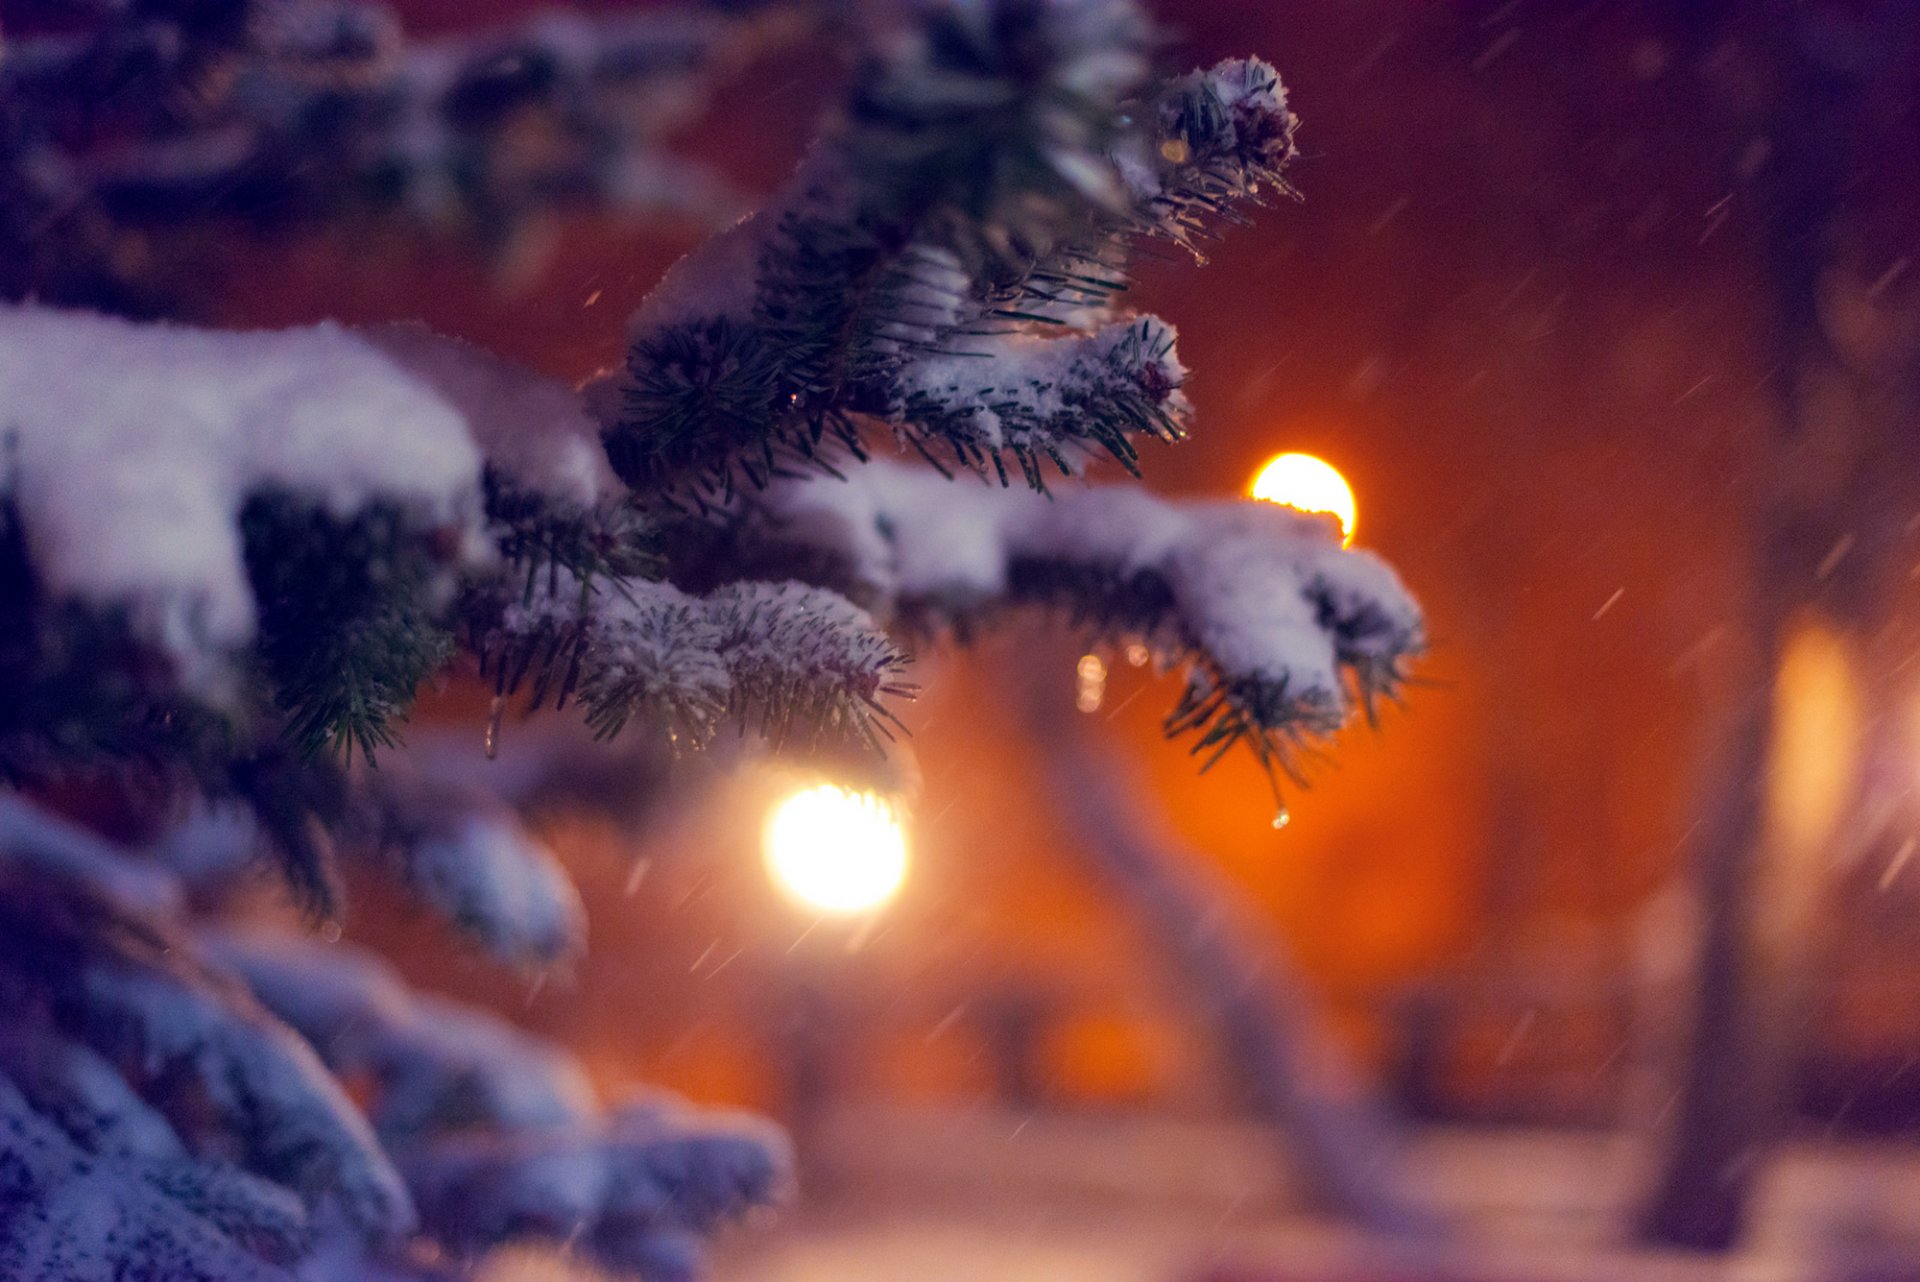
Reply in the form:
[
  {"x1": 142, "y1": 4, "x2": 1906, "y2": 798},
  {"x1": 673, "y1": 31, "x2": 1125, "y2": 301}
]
[
  {"x1": 1250, "y1": 451, "x2": 1356, "y2": 545},
  {"x1": 763, "y1": 784, "x2": 909, "y2": 915}
]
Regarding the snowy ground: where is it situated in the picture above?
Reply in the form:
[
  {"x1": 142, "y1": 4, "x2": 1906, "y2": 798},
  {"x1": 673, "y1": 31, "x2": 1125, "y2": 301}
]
[{"x1": 488, "y1": 1106, "x2": 1920, "y2": 1282}]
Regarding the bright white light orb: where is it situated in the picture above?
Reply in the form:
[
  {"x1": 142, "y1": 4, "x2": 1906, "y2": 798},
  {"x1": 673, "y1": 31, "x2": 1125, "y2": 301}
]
[
  {"x1": 763, "y1": 784, "x2": 908, "y2": 916},
  {"x1": 1250, "y1": 452, "x2": 1356, "y2": 545}
]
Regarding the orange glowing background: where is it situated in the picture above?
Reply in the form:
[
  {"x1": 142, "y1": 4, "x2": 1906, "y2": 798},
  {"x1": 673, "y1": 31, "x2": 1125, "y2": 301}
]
[
  {"x1": 1250, "y1": 451, "x2": 1357, "y2": 544},
  {"x1": 211, "y1": 0, "x2": 1920, "y2": 1133}
]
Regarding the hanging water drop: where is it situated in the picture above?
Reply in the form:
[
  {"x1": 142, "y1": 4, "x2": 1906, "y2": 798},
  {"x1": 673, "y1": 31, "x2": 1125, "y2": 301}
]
[
  {"x1": 1076, "y1": 652, "x2": 1107, "y2": 713},
  {"x1": 1272, "y1": 806, "x2": 1291, "y2": 830},
  {"x1": 485, "y1": 694, "x2": 504, "y2": 760}
]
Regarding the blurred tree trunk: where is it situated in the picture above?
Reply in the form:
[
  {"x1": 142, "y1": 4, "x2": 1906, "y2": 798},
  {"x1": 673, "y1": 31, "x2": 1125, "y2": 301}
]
[
  {"x1": 1638, "y1": 0, "x2": 1920, "y2": 1250},
  {"x1": 1019, "y1": 653, "x2": 1440, "y2": 1241}
]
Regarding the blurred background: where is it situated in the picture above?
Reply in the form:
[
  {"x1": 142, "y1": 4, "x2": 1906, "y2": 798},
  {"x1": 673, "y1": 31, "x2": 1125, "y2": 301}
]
[{"x1": 131, "y1": 0, "x2": 1920, "y2": 1277}]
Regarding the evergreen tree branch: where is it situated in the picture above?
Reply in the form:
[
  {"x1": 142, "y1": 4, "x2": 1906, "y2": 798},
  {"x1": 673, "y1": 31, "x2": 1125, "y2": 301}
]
[
  {"x1": 0, "y1": 2, "x2": 762, "y2": 306},
  {"x1": 0, "y1": 1071, "x2": 299, "y2": 1282},
  {"x1": 478, "y1": 570, "x2": 913, "y2": 760},
  {"x1": 349, "y1": 769, "x2": 588, "y2": 968},
  {"x1": 598, "y1": 0, "x2": 1163, "y2": 496},
  {"x1": 707, "y1": 459, "x2": 1422, "y2": 795},
  {"x1": 206, "y1": 931, "x2": 597, "y2": 1144},
  {"x1": 400, "y1": 1098, "x2": 789, "y2": 1281},
  {"x1": 0, "y1": 800, "x2": 416, "y2": 1246}
]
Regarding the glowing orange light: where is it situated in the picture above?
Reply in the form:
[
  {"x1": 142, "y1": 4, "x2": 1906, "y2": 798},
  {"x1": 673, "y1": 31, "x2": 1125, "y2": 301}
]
[
  {"x1": 763, "y1": 784, "x2": 908, "y2": 915},
  {"x1": 1249, "y1": 452, "x2": 1356, "y2": 545}
]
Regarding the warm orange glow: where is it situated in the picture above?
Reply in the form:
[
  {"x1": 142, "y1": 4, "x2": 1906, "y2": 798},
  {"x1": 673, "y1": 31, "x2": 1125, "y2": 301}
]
[
  {"x1": 1250, "y1": 452, "x2": 1356, "y2": 545},
  {"x1": 763, "y1": 784, "x2": 908, "y2": 915}
]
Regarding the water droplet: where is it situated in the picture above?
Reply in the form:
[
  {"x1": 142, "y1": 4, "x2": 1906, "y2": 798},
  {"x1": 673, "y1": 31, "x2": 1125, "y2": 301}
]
[
  {"x1": 484, "y1": 695, "x2": 504, "y2": 760},
  {"x1": 320, "y1": 921, "x2": 342, "y2": 943},
  {"x1": 1076, "y1": 653, "x2": 1107, "y2": 713},
  {"x1": 1271, "y1": 807, "x2": 1291, "y2": 830}
]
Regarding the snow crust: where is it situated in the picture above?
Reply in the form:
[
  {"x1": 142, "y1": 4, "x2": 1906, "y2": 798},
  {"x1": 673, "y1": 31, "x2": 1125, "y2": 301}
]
[
  {"x1": 499, "y1": 570, "x2": 901, "y2": 728},
  {"x1": 403, "y1": 1098, "x2": 790, "y2": 1273},
  {"x1": 0, "y1": 306, "x2": 621, "y2": 693},
  {"x1": 209, "y1": 932, "x2": 596, "y2": 1142},
  {"x1": 0, "y1": 307, "x2": 484, "y2": 675},
  {"x1": 895, "y1": 317, "x2": 1188, "y2": 454},
  {"x1": 366, "y1": 324, "x2": 619, "y2": 506},
  {"x1": 755, "y1": 459, "x2": 1420, "y2": 711}
]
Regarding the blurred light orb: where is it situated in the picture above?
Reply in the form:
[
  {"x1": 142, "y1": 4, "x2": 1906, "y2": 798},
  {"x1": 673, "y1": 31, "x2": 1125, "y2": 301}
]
[
  {"x1": 1250, "y1": 452, "x2": 1356, "y2": 545},
  {"x1": 763, "y1": 784, "x2": 908, "y2": 915}
]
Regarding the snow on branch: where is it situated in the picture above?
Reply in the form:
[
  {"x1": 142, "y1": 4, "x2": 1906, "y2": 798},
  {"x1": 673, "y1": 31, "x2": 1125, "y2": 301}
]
[
  {"x1": 726, "y1": 459, "x2": 1423, "y2": 788},
  {"x1": 0, "y1": 799, "x2": 415, "y2": 1248},
  {"x1": 597, "y1": 0, "x2": 1169, "y2": 495},
  {"x1": 480, "y1": 570, "x2": 913, "y2": 757},
  {"x1": 0, "y1": 1017, "x2": 314, "y2": 1270},
  {"x1": 0, "y1": 3, "x2": 758, "y2": 305},
  {"x1": 0, "y1": 791, "x2": 187, "y2": 917},
  {"x1": 0, "y1": 1072, "x2": 298, "y2": 1282},
  {"x1": 598, "y1": 0, "x2": 1296, "y2": 498},
  {"x1": 206, "y1": 931, "x2": 596, "y2": 1144},
  {"x1": 890, "y1": 316, "x2": 1188, "y2": 487},
  {"x1": 353, "y1": 769, "x2": 587, "y2": 967},
  {"x1": 0, "y1": 305, "x2": 488, "y2": 693},
  {"x1": 144, "y1": 771, "x2": 586, "y2": 968},
  {"x1": 401, "y1": 1097, "x2": 790, "y2": 1280}
]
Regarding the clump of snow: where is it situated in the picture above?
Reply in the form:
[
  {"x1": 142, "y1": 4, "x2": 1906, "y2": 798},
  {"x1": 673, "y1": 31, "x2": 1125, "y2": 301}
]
[
  {"x1": 622, "y1": 207, "x2": 770, "y2": 341},
  {"x1": 751, "y1": 458, "x2": 1422, "y2": 731},
  {"x1": 705, "y1": 579, "x2": 905, "y2": 707},
  {"x1": 895, "y1": 317, "x2": 1188, "y2": 456},
  {"x1": 1166, "y1": 515, "x2": 1342, "y2": 702},
  {"x1": 0, "y1": 306, "x2": 488, "y2": 684},
  {"x1": 0, "y1": 1074, "x2": 294, "y2": 1282},
  {"x1": 401, "y1": 1097, "x2": 790, "y2": 1273},
  {"x1": 868, "y1": 241, "x2": 974, "y2": 357},
  {"x1": 0, "y1": 794, "x2": 186, "y2": 919},
  {"x1": 1005, "y1": 482, "x2": 1193, "y2": 578},
  {"x1": 365, "y1": 324, "x2": 618, "y2": 506},
  {"x1": 359, "y1": 770, "x2": 587, "y2": 966},
  {"x1": 401, "y1": 811, "x2": 584, "y2": 963},
  {"x1": 208, "y1": 932, "x2": 596, "y2": 1143}
]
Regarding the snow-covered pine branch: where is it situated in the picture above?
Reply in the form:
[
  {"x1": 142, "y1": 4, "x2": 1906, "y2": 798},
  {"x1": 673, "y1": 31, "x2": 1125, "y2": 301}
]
[
  {"x1": 0, "y1": 301, "x2": 918, "y2": 958},
  {"x1": 597, "y1": 0, "x2": 1294, "y2": 497},
  {"x1": 401, "y1": 1097, "x2": 790, "y2": 1282},
  {"x1": 478, "y1": 570, "x2": 912, "y2": 754},
  {"x1": 205, "y1": 931, "x2": 597, "y2": 1143},
  {"x1": 207, "y1": 926, "x2": 788, "y2": 1281},
  {"x1": 1003, "y1": 57, "x2": 1299, "y2": 324},
  {"x1": 709, "y1": 458, "x2": 1423, "y2": 791},
  {"x1": 0, "y1": 1071, "x2": 299, "y2": 1282},
  {"x1": 0, "y1": 1, "x2": 758, "y2": 307},
  {"x1": 0, "y1": 797, "x2": 416, "y2": 1257},
  {"x1": 0, "y1": 791, "x2": 790, "y2": 1280},
  {"x1": 148, "y1": 772, "x2": 587, "y2": 968},
  {"x1": 0, "y1": 3, "x2": 1415, "y2": 1277},
  {"x1": 0, "y1": 1022, "x2": 315, "y2": 1271}
]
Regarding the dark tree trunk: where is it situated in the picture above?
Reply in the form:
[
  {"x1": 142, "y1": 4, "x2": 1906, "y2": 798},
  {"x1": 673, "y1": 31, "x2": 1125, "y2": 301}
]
[{"x1": 1638, "y1": 0, "x2": 1920, "y2": 1250}]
